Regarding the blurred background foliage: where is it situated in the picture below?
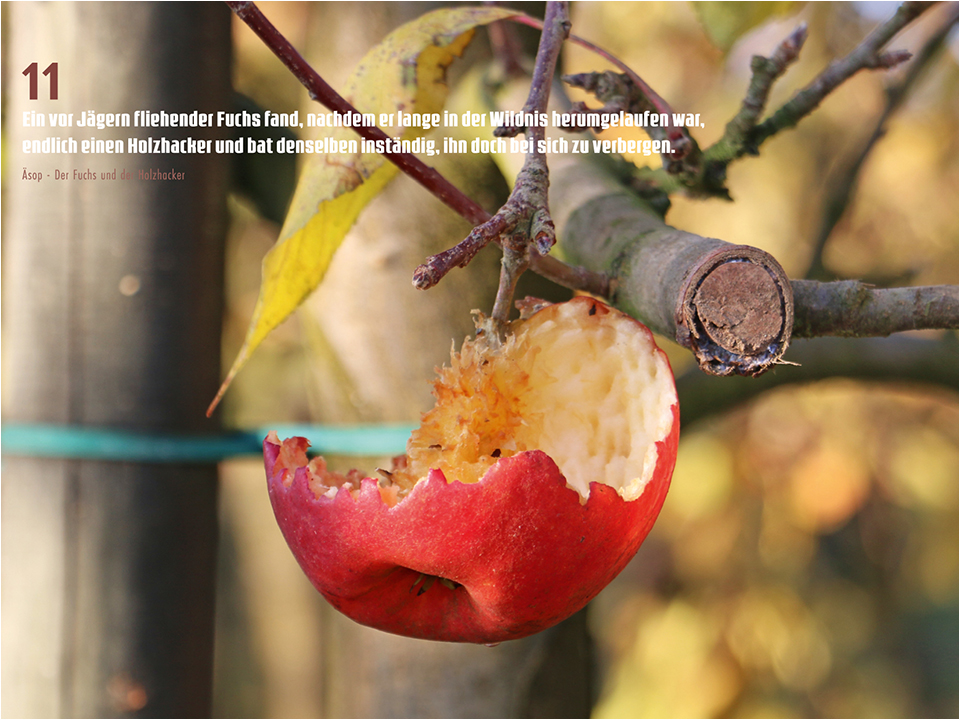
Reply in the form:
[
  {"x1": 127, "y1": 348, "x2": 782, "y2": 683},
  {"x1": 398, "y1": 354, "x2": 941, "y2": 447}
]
[{"x1": 214, "y1": 2, "x2": 957, "y2": 717}]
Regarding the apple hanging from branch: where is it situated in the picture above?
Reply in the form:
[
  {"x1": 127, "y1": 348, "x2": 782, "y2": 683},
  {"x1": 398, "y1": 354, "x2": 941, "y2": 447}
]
[
  {"x1": 264, "y1": 297, "x2": 679, "y2": 643},
  {"x1": 246, "y1": 0, "x2": 680, "y2": 645}
]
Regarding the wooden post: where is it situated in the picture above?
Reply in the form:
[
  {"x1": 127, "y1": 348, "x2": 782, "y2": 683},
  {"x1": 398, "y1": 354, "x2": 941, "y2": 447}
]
[{"x1": 2, "y1": 4, "x2": 230, "y2": 716}]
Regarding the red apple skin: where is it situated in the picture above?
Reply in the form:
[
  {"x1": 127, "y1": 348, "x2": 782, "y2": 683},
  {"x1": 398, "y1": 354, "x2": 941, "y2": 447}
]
[{"x1": 264, "y1": 402, "x2": 678, "y2": 644}]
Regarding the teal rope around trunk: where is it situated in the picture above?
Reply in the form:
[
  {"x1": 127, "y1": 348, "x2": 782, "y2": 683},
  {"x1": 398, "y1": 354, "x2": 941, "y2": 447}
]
[{"x1": 0, "y1": 423, "x2": 417, "y2": 463}]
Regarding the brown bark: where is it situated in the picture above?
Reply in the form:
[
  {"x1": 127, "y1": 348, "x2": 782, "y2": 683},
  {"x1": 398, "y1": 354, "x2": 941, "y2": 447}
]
[{"x1": 792, "y1": 281, "x2": 959, "y2": 337}]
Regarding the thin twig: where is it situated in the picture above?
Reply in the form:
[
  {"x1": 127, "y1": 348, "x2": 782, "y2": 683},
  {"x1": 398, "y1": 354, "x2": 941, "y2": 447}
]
[
  {"x1": 490, "y1": 2, "x2": 571, "y2": 325},
  {"x1": 630, "y1": 2, "x2": 934, "y2": 198},
  {"x1": 510, "y1": 12, "x2": 694, "y2": 166},
  {"x1": 226, "y1": 0, "x2": 610, "y2": 297},
  {"x1": 750, "y1": 1, "x2": 935, "y2": 146},
  {"x1": 712, "y1": 24, "x2": 809, "y2": 162},
  {"x1": 415, "y1": 1, "x2": 572, "y2": 325},
  {"x1": 806, "y1": 3, "x2": 959, "y2": 280}
]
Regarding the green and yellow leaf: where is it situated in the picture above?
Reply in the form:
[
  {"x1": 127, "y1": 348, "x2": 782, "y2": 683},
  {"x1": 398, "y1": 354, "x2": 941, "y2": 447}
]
[{"x1": 210, "y1": 6, "x2": 519, "y2": 413}]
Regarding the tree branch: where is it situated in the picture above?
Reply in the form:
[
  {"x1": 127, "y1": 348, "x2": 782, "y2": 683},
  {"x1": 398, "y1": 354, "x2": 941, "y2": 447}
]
[
  {"x1": 512, "y1": 11, "x2": 695, "y2": 171},
  {"x1": 551, "y1": 155, "x2": 958, "y2": 374},
  {"x1": 561, "y1": 71, "x2": 699, "y2": 173},
  {"x1": 414, "y1": 1, "x2": 572, "y2": 319},
  {"x1": 226, "y1": 1, "x2": 608, "y2": 298},
  {"x1": 709, "y1": 24, "x2": 809, "y2": 164},
  {"x1": 492, "y1": 2, "x2": 569, "y2": 324},
  {"x1": 806, "y1": 3, "x2": 959, "y2": 280},
  {"x1": 749, "y1": 1, "x2": 934, "y2": 147},
  {"x1": 227, "y1": 1, "x2": 489, "y2": 226},
  {"x1": 792, "y1": 281, "x2": 959, "y2": 337},
  {"x1": 621, "y1": 2, "x2": 933, "y2": 198},
  {"x1": 551, "y1": 158, "x2": 794, "y2": 376}
]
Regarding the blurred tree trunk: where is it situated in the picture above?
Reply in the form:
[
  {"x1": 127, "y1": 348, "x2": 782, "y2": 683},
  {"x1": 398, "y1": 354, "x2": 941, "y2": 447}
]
[
  {"x1": 298, "y1": 4, "x2": 592, "y2": 717},
  {"x1": 2, "y1": 3, "x2": 230, "y2": 717}
]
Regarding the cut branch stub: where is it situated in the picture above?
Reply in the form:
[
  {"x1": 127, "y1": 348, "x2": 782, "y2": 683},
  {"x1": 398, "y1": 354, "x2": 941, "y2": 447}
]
[
  {"x1": 676, "y1": 245, "x2": 794, "y2": 376},
  {"x1": 551, "y1": 159, "x2": 794, "y2": 377}
]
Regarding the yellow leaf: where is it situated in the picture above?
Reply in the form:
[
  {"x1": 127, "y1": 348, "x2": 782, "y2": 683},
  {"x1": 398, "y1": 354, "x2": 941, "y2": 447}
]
[{"x1": 210, "y1": 6, "x2": 519, "y2": 413}]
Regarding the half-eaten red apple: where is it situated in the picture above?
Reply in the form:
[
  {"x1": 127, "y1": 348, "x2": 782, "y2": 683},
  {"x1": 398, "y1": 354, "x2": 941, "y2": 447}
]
[{"x1": 264, "y1": 296, "x2": 679, "y2": 643}]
